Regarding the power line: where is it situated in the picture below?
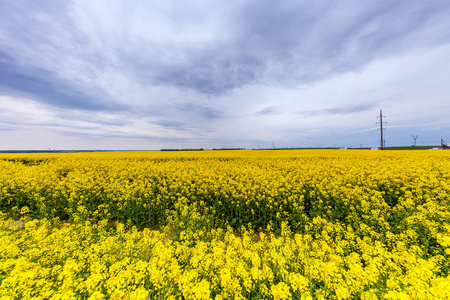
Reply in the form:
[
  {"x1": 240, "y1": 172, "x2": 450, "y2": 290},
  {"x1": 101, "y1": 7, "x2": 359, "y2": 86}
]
[{"x1": 376, "y1": 109, "x2": 387, "y2": 150}]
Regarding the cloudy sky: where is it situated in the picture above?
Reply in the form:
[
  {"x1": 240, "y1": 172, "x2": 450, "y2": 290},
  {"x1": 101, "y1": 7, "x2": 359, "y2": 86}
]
[{"x1": 1, "y1": 0, "x2": 450, "y2": 150}]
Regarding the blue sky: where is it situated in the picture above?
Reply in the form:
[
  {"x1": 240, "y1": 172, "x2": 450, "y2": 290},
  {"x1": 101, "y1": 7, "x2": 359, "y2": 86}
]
[{"x1": 1, "y1": 0, "x2": 450, "y2": 150}]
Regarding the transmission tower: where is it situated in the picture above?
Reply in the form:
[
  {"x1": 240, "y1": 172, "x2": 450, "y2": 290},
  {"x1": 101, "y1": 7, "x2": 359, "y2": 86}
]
[
  {"x1": 412, "y1": 135, "x2": 418, "y2": 147},
  {"x1": 376, "y1": 110, "x2": 387, "y2": 150}
]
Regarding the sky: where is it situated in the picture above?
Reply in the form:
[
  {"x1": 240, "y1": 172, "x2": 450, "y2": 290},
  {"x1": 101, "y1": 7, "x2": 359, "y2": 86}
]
[{"x1": 1, "y1": 0, "x2": 450, "y2": 150}]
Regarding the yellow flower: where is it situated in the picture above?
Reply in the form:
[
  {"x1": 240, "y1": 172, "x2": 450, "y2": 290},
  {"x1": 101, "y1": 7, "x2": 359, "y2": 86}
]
[{"x1": 271, "y1": 282, "x2": 292, "y2": 300}]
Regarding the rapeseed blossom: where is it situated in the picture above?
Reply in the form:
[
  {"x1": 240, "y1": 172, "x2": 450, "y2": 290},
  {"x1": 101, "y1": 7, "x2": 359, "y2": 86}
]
[{"x1": 0, "y1": 149, "x2": 449, "y2": 298}]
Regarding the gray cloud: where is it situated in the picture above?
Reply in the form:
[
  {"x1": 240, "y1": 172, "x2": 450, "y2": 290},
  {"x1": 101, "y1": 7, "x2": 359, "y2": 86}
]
[
  {"x1": 149, "y1": 54, "x2": 262, "y2": 95},
  {"x1": 117, "y1": 1, "x2": 450, "y2": 95},
  {"x1": 234, "y1": 1, "x2": 450, "y2": 84},
  {"x1": 0, "y1": 59, "x2": 120, "y2": 112},
  {"x1": 155, "y1": 120, "x2": 186, "y2": 129},
  {"x1": 177, "y1": 103, "x2": 223, "y2": 121},
  {"x1": 2, "y1": 1, "x2": 450, "y2": 100},
  {"x1": 119, "y1": 1, "x2": 450, "y2": 95},
  {"x1": 257, "y1": 106, "x2": 279, "y2": 116},
  {"x1": 296, "y1": 104, "x2": 375, "y2": 117},
  {"x1": 55, "y1": 129, "x2": 184, "y2": 142}
]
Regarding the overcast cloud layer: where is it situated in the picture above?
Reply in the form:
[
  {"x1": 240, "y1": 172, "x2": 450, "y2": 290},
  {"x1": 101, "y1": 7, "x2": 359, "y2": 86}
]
[{"x1": 1, "y1": 0, "x2": 450, "y2": 150}]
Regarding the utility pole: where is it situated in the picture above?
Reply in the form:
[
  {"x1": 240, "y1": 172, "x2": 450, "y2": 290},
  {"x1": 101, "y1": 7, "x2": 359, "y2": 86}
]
[
  {"x1": 376, "y1": 110, "x2": 387, "y2": 150},
  {"x1": 412, "y1": 135, "x2": 418, "y2": 147}
]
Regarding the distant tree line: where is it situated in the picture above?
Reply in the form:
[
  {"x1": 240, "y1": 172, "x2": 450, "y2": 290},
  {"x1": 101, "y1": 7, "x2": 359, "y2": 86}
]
[
  {"x1": 211, "y1": 148, "x2": 245, "y2": 150},
  {"x1": 160, "y1": 148, "x2": 204, "y2": 151}
]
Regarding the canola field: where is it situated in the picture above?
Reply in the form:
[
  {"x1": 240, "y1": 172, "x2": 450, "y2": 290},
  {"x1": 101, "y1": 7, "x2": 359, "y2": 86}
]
[{"x1": 0, "y1": 150, "x2": 449, "y2": 299}]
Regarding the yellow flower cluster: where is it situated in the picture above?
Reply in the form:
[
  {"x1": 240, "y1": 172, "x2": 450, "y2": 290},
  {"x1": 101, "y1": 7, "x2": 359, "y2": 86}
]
[{"x1": 0, "y1": 149, "x2": 449, "y2": 298}]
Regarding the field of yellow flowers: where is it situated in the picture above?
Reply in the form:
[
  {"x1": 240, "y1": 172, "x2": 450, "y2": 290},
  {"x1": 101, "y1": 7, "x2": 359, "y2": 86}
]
[{"x1": 0, "y1": 149, "x2": 449, "y2": 299}]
